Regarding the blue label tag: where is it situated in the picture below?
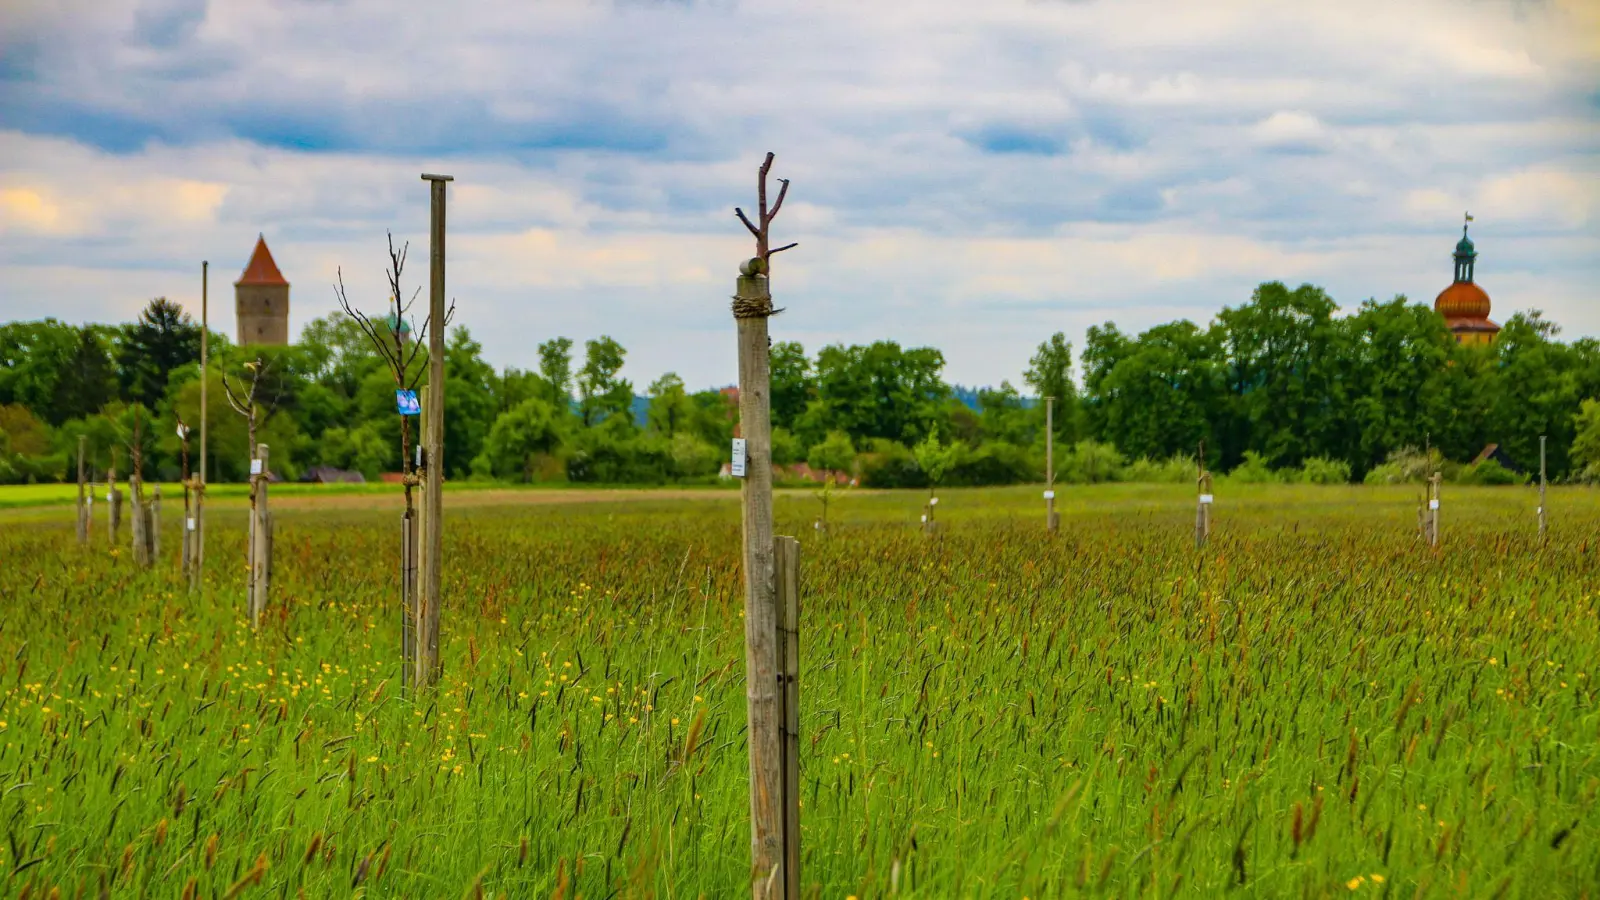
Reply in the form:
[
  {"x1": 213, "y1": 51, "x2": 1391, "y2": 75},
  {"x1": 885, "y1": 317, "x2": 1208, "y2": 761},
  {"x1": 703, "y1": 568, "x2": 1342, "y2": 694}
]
[{"x1": 396, "y1": 390, "x2": 420, "y2": 415}]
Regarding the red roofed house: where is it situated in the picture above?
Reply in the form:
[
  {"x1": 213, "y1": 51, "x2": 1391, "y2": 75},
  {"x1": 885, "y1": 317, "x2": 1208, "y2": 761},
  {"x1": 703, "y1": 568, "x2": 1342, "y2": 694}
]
[{"x1": 236, "y1": 235, "x2": 291, "y2": 346}]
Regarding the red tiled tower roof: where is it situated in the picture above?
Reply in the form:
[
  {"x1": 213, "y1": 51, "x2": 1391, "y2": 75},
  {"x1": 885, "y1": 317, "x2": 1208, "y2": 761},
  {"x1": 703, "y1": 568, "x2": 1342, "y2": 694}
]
[{"x1": 235, "y1": 235, "x2": 288, "y2": 287}]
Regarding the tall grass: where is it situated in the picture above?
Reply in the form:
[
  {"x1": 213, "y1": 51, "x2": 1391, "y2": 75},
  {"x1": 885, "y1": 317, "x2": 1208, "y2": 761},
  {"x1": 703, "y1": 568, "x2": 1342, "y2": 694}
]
[{"x1": 0, "y1": 484, "x2": 1594, "y2": 897}]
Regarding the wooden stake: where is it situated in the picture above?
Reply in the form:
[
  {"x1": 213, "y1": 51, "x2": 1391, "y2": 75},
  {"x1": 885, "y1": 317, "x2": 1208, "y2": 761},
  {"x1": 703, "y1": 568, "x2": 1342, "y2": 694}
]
[
  {"x1": 1195, "y1": 442, "x2": 1212, "y2": 549},
  {"x1": 76, "y1": 436, "x2": 87, "y2": 545},
  {"x1": 1538, "y1": 435, "x2": 1547, "y2": 542},
  {"x1": 418, "y1": 173, "x2": 451, "y2": 688},
  {"x1": 1045, "y1": 396, "x2": 1058, "y2": 533},
  {"x1": 735, "y1": 257, "x2": 783, "y2": 897},
  {"x1": 250, "y1": 444, "x2": 272, "y2": 627},
  {"x1": 774, "y1": 535, "x2": 801, "y2": 900},
  {"x1": 150, "y1": 486, "x2": 161, "y2": 561},
  {"x1": 198, "y1": 260, "x2": 209, "y2": 591}
]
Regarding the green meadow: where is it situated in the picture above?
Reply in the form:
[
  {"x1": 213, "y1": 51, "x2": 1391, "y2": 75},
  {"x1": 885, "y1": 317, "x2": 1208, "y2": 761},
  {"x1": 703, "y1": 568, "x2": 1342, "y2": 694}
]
[{"x1": 0, "y1": 484, "x2": 1596, "y2": 898}]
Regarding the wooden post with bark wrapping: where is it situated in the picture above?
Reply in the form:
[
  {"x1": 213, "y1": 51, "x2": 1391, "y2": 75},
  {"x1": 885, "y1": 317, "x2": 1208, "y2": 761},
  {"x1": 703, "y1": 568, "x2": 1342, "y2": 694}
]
[
  {"x1": 731, "y1": 151, "x2": 801, "y2": 899},
  {"x1": 417, "y1": 172, "x2": 453, "y2": 688},
  {"x1": 1045, "y1": 396, "x2": 1058, "y2": 533},
  {"x1": 76, "y1": 436, "x2": 88, "y2": 545},
  {"x1": 249, "y1": 444, "x2": 273, "y2": 627}
]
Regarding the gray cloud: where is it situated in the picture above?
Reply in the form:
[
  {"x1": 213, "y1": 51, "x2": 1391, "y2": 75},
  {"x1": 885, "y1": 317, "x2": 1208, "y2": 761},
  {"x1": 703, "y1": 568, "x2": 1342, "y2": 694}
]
[{"x1": 0, "y1": 0, "x2": 1596, "y2": 389}]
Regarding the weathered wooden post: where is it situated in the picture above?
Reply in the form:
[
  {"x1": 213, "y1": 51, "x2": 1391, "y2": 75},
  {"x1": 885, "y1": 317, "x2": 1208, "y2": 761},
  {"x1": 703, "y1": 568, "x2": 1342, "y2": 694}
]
[
  {"x1": 417, "y1": 173, "x2": 453, "y2": 688},
  {"x1": 730, "y1": 150, "x2": 801, "y2": 899},
  {"x1": 1195, "y1": 442, "x2": 1213, "y2": 549},
  {"x1": 1427, "y1": 471, "x2": 1442, "y2": 549},
  {"x1": 408, "y1": 387, "x2": 430, "y2": 689},
  {"x1": 198, "y1": 260, "x2": 209, "y2": 590},
  {"x1": 249, "y1": 444, "x2": 273, "y2": 627},
  {"x1": 76, "y1": 435, "x2": 88, "y2": 545},
  {"x1": 178, "y1": 421, "x2": 194, "y2": 583},
  {"x1": 1538, "y1": 435, "x2": 1547, "y2": 541},
  {"x1": 1045, "y1": 396, "x2": 1058, "y2": 533},
  {"x1": 130, "y1": 473, "x2": 149, "y2": 567}
]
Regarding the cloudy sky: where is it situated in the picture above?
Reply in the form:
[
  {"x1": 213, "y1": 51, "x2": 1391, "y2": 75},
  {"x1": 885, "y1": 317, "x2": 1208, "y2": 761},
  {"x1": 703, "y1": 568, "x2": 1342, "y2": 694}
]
[{"x1": 2, "y1": 0, "x2": 1596, "y2": 390}]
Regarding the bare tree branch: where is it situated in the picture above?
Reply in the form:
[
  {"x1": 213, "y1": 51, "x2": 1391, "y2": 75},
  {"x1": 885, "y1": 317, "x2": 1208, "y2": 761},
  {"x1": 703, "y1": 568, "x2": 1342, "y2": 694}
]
[
  {"x1": 735, "y1": 208, "x2": 761, "y2": 238},
  {"x1": 769, "y1": 242, "x2": 799, "y2": 256},
  {"x1": 767, "y1": 178, "x2": 790, "y2": 221}
]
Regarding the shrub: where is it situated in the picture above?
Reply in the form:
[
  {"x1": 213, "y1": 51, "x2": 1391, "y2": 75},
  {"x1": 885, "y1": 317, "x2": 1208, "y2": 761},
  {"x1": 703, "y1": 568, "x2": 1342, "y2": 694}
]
[
  {"x1": 1456, "y1": 458, "x2": 1524, "y2": 485},
  {"x1": 1298, "y1": 456, "x2": 1352, "y2": 485},
  {"x1": 1121, "y1": 454, "x2": 1193, "y2": 484},
  {"x1": 1228, "y1": 451, "x2": 1281, "y2": 484},
  {"x1": 1363, "y1": 447, "x2": 1443, "y2": 485},
  {"x1": 1061, "y1": 440, "x2": 1123, "y2": 484},
  {"x1": 946, "y1": 441, "x2": 1037, "y2": 486},
  {"x1": 858, "y1": 439, "x2": 927, "y2": 489}
]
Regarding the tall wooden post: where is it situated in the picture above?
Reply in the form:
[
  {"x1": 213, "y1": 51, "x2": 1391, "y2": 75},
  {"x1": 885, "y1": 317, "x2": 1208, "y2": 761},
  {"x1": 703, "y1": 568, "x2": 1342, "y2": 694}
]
[
  {"x1": 734, "y1": 257, "x2": 784, "y2": 896},
  {"x1": 1195, "y1": 443, "x2": 1213, "y2": 549},
  {"x1": 1538, "y1": 435, "x2": 1547, "y2": 541},
  {"x1": 198, "y1": 260, "x2": 209, "y2": 588},
  {"x1": 410, "y1": 387, "x2": 430, "y2": 690},
  {"x1": 1045, "y1": 396, "x2": 1058, "y2": 533},
  {"x1": 417, "y1": 173, "x2": 452, "y2": 688},
  {"x1": 1427, "y1": 472, "x2": 1442, "y2": 549},
  {"x1": 130, "y1": 471, "x2": 149, "y2": 568},
  {"x1": 250, "y1": 444, "x2": 272, "y2": 627},
  {"x1": 774, "y1": 535, "x2": 801, "y2": 900},
  {"x1": 76, "y1": 436, "x2": 87, "y2": 545}
]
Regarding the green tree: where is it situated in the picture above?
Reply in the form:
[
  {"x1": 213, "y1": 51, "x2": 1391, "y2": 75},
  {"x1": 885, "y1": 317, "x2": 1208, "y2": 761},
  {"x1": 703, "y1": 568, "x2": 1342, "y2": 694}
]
[
  {"x1": 577, "y1": 337, "x2": 632, "y2": 427},
  {"x1": 1571, "y1": 399, "x2": 1600, "y2": 479},
  {"x1": 1024, "y1": 332, "x2": 1080, "y2": 444},
  {"x1": 770, "y1": 341, "x2": 813, "y2": 429},
  {"x1": 646, "y1": 373, "x2": 693, "y2": 437},
  {"x1": 1093, "y1": 321, "x2": 1224, "y2": 463},
  {"x1": 807, "y1": 430, "x2": 857, "y2": 478},
  {"x1": 812, "y1": 341, "x2": 948, "y2": 446},
  {"x1": 116, "y1": 298, "x2": 203, "y2": 409},
  {"x1": 476, "y1": 397, "x2": 566, "y2": 482},
  {"x1": 539, "y1": 337, "x2": 575, "y2": 410}
]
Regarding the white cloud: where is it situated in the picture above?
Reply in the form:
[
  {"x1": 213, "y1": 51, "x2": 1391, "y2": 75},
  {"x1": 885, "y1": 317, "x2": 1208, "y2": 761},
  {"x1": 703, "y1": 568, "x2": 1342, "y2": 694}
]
[{"x1": 0, "y1": 0, "x2": 1596, "y2": 388}]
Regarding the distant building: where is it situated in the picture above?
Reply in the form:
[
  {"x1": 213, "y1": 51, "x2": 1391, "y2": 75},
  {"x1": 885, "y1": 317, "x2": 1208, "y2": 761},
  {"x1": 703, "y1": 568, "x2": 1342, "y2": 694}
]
[
  {"x1": 235, "y1": 235, "x2": 291, "y2": 346},
  {"x1": 1434, "y1": 216, "x2": 1499, "y2": 346}
]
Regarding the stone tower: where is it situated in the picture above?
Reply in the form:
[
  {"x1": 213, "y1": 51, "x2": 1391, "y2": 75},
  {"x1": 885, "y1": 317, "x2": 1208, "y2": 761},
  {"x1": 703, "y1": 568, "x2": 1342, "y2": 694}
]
[{"x1": 235, "y1": 235, "x2": 290, "y2": 346}]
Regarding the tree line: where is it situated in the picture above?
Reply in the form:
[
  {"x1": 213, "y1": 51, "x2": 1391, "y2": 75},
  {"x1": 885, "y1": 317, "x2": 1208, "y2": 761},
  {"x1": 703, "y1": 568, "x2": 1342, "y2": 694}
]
[{"x1": 3, "y1": 281, "x2": 1599, "y2": 487}]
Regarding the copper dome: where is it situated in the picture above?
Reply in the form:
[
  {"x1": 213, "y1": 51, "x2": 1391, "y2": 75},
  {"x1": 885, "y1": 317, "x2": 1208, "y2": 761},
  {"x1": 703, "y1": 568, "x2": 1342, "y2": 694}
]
[{"x1": 1435, "y1": 280, "x2": 1491, "y2": 319}]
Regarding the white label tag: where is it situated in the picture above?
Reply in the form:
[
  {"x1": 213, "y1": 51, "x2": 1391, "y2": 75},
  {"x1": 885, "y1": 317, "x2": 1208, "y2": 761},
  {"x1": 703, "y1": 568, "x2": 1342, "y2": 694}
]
[
  {"x1": 250, "y1": 459, "x2": 263, "y2": 476},
  {"x1": 1429, "y1": 499, "x2": 1439, "y2": 510},
  {"x1": 187, "y1": 518, "x2": 196, "y2": 531},
  {"x1": 1199, "y1": 494, "x2": 1214, "y2": 505},
  {"x1": 1043, "y1": 490, "x2": 1055, "y2": 499},
  {"x1": 730, "y1": 438, "x2": 747, "y2": 478},
  {"x1": 929, "y1": 497, "x2": 939, "y2": 506},
  {"x1": 920, "y1": 514, "x2": 927, "y2": 523},
  {"x1": 1536, "y1": 507, "x2": 1543, "y2": 515},
  {"x1": 415, "y1": 445, "x2": 423, "y2": 468},
  {"x1": 176, "y1": 425, "x2": 185, "y2": 439}
]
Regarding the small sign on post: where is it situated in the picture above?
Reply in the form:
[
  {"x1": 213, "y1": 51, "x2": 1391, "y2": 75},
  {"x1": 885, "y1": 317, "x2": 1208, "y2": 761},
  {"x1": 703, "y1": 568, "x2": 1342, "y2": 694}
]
[
  {"x1": 250, "y1": 458, "x2": 264, "y2": 476},
  {"x1": 731, "y1": 437, "x2": 747, "y2": 478},
  {"x1": 396, "y1": 390, "x2": 421, "y2": 416}
]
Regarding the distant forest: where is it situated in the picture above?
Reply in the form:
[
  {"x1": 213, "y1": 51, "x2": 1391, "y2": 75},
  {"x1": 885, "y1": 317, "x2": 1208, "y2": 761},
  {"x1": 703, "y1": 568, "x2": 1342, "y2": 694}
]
[{"x1": 4, "y1": 281, "x2": 1600, "y2": 487}]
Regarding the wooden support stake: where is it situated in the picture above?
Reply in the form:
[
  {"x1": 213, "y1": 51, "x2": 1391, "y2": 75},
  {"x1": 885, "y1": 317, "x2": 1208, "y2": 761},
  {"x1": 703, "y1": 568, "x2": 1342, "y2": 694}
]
[
  {"x1": 198, "y1": 261, "x2": 208, "y2": 590},
  {"x1": 1195, "y1": 443, "x2": 1212, "y2": 550},
  {"x1": 416, "y1": 174, "x2": 451, "y2": 688},
  {"x1": 76, "y1": 436, "x2": 87, "y2": 545},
  {"x1": 774, "y1": 535, "x2": 801, "y2": 900},
  {"x1": 250, "y1": 444, "x2": 272, "y2": 628},
  {"x1": 1538, "y1": 435, "x2": 1547, "y2": 542},
  {"x1": 1045, "y1": 396, "x2": 1058, "y2": 533},
  {"x1": 130, "y1": 471, "x2": 149, "y2": 568},
  {"x1": 734, "y1": 257, "x2": 783, "y2": 897}
]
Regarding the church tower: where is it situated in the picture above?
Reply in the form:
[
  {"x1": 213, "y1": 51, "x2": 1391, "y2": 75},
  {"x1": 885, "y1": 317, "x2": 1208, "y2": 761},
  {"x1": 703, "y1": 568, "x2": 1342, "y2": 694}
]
[
  {"x1": 235, "y1": 235, "x2": 290, "y2": 346},
  {"x1": 1433, "y1": 215, "x2": 1499, "y2": 346}
]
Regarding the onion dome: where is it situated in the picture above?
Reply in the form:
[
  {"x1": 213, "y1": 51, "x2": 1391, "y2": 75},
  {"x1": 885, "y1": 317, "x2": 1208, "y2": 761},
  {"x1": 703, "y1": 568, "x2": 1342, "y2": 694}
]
[{"x1": 1433, "y1": 214, "x2": 1498, "y2": 344}]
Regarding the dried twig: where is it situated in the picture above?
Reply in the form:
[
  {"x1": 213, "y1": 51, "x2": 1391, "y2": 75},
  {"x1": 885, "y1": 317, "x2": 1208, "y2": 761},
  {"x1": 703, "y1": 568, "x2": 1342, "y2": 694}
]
[{"x1": 733, "y1": 151, "x2": 797, "y2": 266}]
